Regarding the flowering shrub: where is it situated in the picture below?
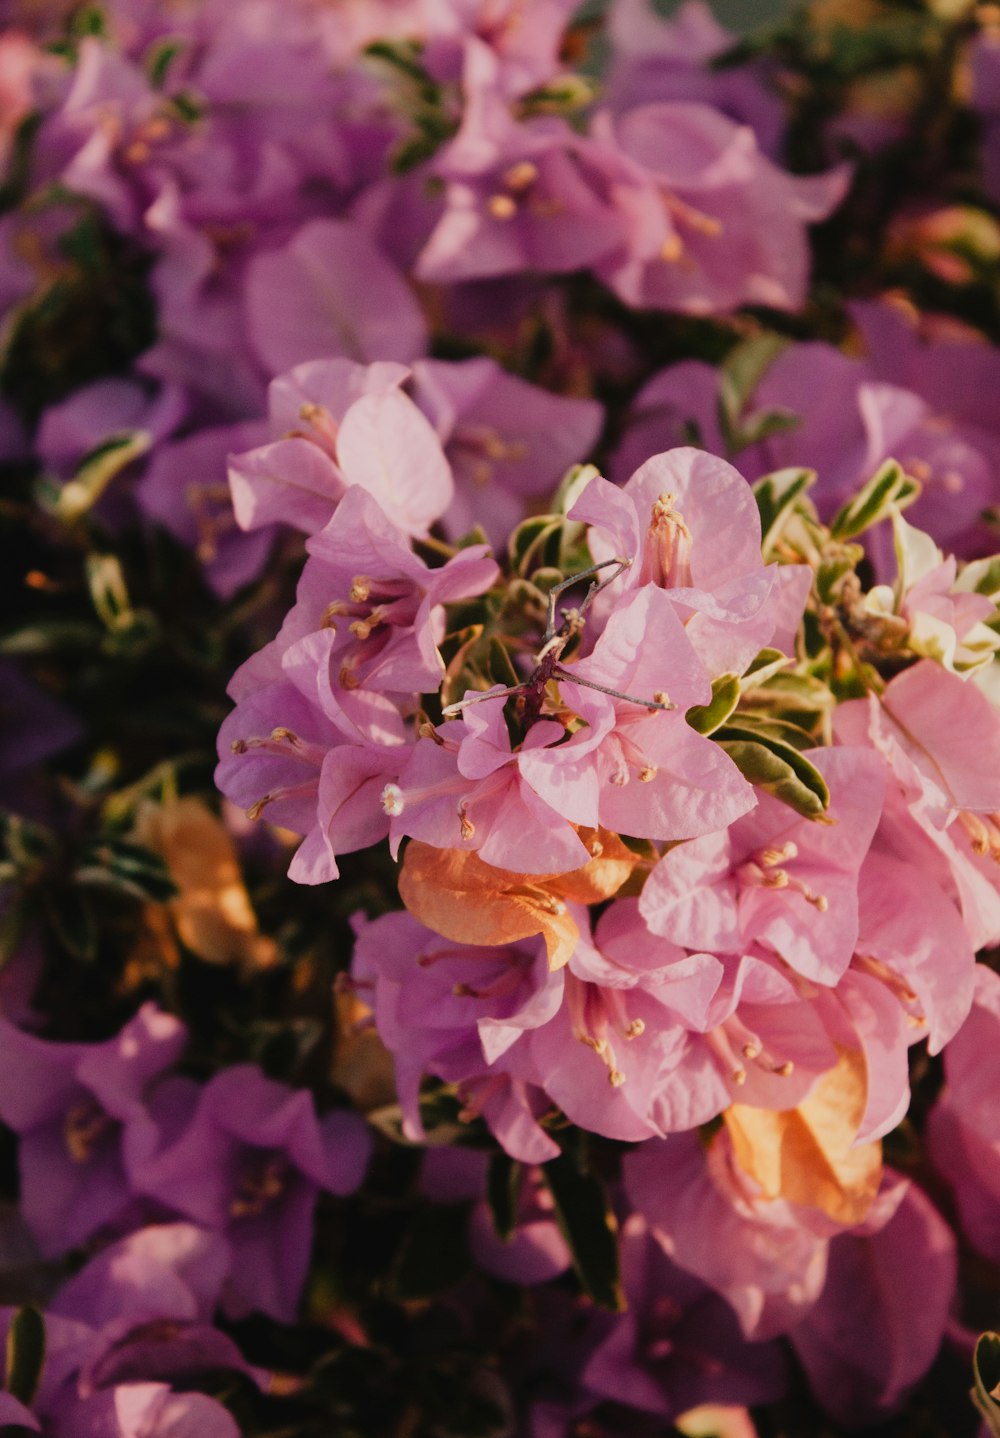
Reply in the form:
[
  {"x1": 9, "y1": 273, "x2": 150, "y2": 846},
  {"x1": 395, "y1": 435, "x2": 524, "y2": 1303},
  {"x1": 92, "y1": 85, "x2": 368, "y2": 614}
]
[{"x1": 3, "y1": 2, "x2": 1000, "y2": 1435}]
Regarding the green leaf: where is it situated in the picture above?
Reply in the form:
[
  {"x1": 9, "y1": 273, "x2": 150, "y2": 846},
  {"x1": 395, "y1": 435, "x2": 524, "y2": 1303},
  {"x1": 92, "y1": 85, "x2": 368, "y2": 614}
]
[
  {"x1": 752, "y1": 468, "x2": 816, "y2": 555},
  {"x1": 5, "y1": 1306, "x2": 44, "y2": 1407},
  {"x1": 508, "y1": 515, "x2": 578, "y2": 581},
  {"x1": 0, "y1": 619, "x2": 101, "y2": 655},
  {"x1": 720, "y1": 713, "x2": 817, "y2": 751},
  {"x1": 0, "y1": 112, "x2": 42, "y2": 213},
  {"x1": 0, "y1": 812, "x2": 56, "y2": 871},
  {"x1": 973, "y1": 1332, "x2": 1000, "y2": 1437},
  {"x1": 453, "y1": 524, "x2": 490, "y2": 551},
  {"x1": 742, "y1": 669, "x2": 835, "y2": 722},
  {"x1": 74, "y1": 836, "x2": 177, "y2": 904},
  {"x1": 98, "y1": 608, "x2": 160, "y2": 659},
  {"x1": 508, "y1": 514, "x2": 557, "y2": 575},
  {"x1": 718, "y1": 333, "x2": 789, "y2": 440},
  {"x1": 68, "y1": 4, "x2": 108, "y2": 36},
  {"x1": 829, "y1": 459, "x2": 919, "y2": 541},
  {"x1": 742, "y1": 647, "x2": 792, "y2": 684},
  {"x1": 367, "y1": 1087, "x2": 472, "y2": 1149},
  {"x1": 816, "y1": 547, "x2": 864, "y2": 605},
  {"x1": 49, "y1": 432, "x2": 151, "y2": 523},
  {"x1": 146, "y1": 38, "x2": 185, "y2": 87},
  {"x1": 488, "y1": 637, "x2": 521, "y2": 692},
  {"x1": 731, "y1": 406, "x2": 801, "y2": 452},
  {"x1": 541, "y1": 1150, "x2": 624, "y2": 1312},
  {"x1": 0, "y1": 898, "x2": 27, "y2": 966},
  {"x1": 86, "y1": 552, "x2": 131, "y2": 629},
  {"x1": 716, "y1": 724, "x2": 830, "y2": 819},
  {"x1": 48, "y1": 889, "x2": 98, "y2": 962},
  {"x1": 168, "y1": 89, "x2": 205, "y2": 125},
  {"x1": 486, "y1": 1154, "x2": 521, "y2": 1242},
  {"x1": 518, "y1": 74, "x2": 597, "y2": 117},
  {"x1": 364, "y1": 38, "x2": 432, "y2": 83},
  {"x1": 964, "y1": 555, "x2": 1000, "y2": 598},
  {"x1": 686, "y1": 673, "x2": 740, "y2": 735}
]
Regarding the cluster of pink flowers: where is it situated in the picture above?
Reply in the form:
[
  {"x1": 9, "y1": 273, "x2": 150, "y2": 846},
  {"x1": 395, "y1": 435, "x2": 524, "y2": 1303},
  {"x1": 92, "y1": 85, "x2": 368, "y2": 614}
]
[{"x1": 217, "y1": 353, "x2": 1000, "y2": 1420}]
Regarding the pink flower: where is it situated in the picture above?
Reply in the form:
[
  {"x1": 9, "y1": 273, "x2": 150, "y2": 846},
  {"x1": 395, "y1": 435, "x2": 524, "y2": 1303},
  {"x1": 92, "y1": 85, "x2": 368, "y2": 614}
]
[
  {"x1": 527, "y1": 899, "x2": 727, "y2": 1141},
  {"x1": 835, "y1": 662, "x2": 1000, "y2": 947},
  {"x1": 385, "y1": 695, "x2": 601, "y2": 875},
  {"x1": 229, "y1": 357, "x2": 453, "y2": 539},
  {"x1": 643, "y1": 951, "x2": 838, "y2": 1132},
  {"x1": 569, "y1": 449, "x2": 811, "y2": 677},
  {"x1": 639, "y1": 747, "x2": 885, "y2": 985},
  {"x1": 927, "y1": 966, "x2": 1000, "y2": 1265},
  {"x1": 625, "y1": 1130, "x2": 839, "y2": 1340},
  {"x1": 218, "y1": 485, "x2": 494, "y2": 887},
  {"x1": 276, "y1": 485, "x2": 498, "y2": 708},
  {"x1": 216, "y1": 669, "x2": 405, "y2": 887},
  {"x1": 557, "y1": 585, "x2": 757, "y2": 839}
]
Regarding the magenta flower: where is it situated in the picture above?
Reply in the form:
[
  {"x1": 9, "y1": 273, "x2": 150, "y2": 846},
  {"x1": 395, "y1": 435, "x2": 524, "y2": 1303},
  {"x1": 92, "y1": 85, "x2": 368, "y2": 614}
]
[
  {"x1": 613, "y1": 303, "x2": 1000, "y2": 567},
  {"x1": 48, "y1": 1223, "x2": 264, "y2": 1399},
  {"x1": 591, "y1": 101, "x2": 849, "y2": 315},
  {"x1": 746, "y1": 305, "x2": 1000, "y2": 564},
  {"x1": 37, "y1": 379, "x2": 187, "y2": 479},
  {"x1": 582, "y1": 1211, "x2": 787, "y2": 1418},
  {"x1": 137, "y1": 420, "x2": 273, "y2": 599},
  {"x1": 409, "y1": 356, "x2": 603, "y2": 546},
  {"x1": 467, "y1": 1165, "x2": 572, "y2": 1286},
  {"x1": 244, "y1": 218, "x2": 428, "y2": 377},
  {"x1": 352, "y1": 909, "x2": 562, "y2": 1162},
  {"x1": 54, "y1": 1383, "x2": 241, "y2": 1438},
  {"x1": 416, "y1": 44, "x2": 630, "y2": 284},
  {"x1": 604, "y1": 1, "x2": 784, "y2": 151},
  {"x1": 421, "y1": 5, "x2": 582, "y2": 100},
  {"x1": 0, "y1": 1005, "x2": 188, "y2": 1257},
  {"x1": 789, "y1": 1181, "x2": 956, "y2": 1426},
  {"x1": 132, "y1": 1064, "x2": 372, "y2": 1322},
  {"x1": 610, "y1": 360, "x2": 724, "y2": 485}
]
